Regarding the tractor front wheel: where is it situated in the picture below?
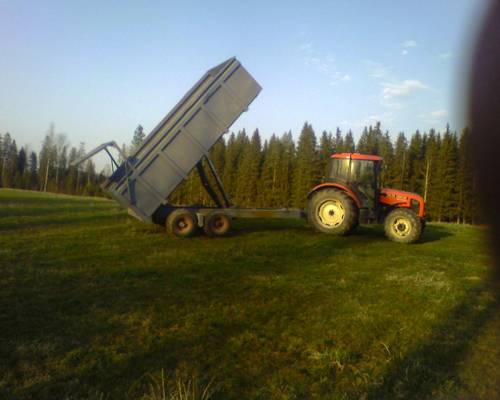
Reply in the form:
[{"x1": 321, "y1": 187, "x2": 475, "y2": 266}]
[
  {"x1": 307, "y1": 189, "x2": 359, "y2": 235},
  {"x1": 384, "y1": 208, "x2": 422, "y2": 243},
  {"x1": 166, "y1": 209, "x2": 198, "y2": 238}
]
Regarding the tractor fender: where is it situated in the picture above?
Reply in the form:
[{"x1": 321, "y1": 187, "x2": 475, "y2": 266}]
[{"x1": 307, "y1": 183, "x2": 362, "y2": 208}]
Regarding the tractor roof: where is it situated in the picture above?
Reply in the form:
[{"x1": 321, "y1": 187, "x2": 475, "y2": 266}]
[{"x1": 331, "y1": 152, "x2": 383, "y2": 162}]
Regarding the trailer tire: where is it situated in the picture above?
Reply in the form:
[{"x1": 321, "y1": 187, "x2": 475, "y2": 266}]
[
  {"x1": 307, "y1": 188, "x2": 359, "y2": 235},
  {"x1": 204, "y1": 211, "x2": 232, "y2": 237},
  {"x1": 384, "y1": 208, "x2": 422, "y2": 244},
  {"x1": 166, "y1": 209, "x2": 198, "y2": 238}
]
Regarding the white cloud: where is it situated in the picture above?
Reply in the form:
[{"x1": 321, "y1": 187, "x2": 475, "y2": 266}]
[
  {"x1": 379, "y1": 80, "x2": 428, "y2": 110},
  {"x1": 299, "y1": 42, "x2": 313, "y2": 51},
  {"x1": 364, "y1": 60, "x2": 392, "y2": 79},
  {"x1": 381, "y1": 80, "x2": 427, "y2": 101},
  {"x1": 419, "y1": 109, "x2": 448, "y2": 123},
  {"x1": 341, "y1": 112, "x2": 394, "y2": 129},
  {"x1": 429, "y1": 109, "x2": 448, "y2": 118},
  {"x1": 439, "y1": 52, "x2": 452, "y2": 59},
  {"x1": 402, "y1": 40, "x2": 418, "y2": 48},
  {"x1": 300, "y1": 43, "x2": 349, "y2": 85},
  {"x1": 401, "y1": 49, "x2": 408, "y2": 56}
]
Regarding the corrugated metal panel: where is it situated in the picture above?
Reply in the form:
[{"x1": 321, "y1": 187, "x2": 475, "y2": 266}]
[{"x1": 103, "y1": 57, "x2": 261, "y2": 222}]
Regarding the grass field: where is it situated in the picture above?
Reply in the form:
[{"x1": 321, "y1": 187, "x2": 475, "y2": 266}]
[{"x1": 0, "y1": 189, "x2": 499, "y2": 399}]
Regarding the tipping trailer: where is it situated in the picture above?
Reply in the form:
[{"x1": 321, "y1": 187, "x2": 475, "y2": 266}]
[{"x1": 76, "y1": 57, "x2": 304, "y2": 237}]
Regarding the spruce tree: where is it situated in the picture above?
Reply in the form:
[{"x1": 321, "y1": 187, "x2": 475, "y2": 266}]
[
  {"x1": 29, "y1": 151, "x2": 38, "y2": 190},
  {"x1": 344, "y1": 130, "x2": 355, "y2": 152},
  {"x1": 17, "y1": 147, "x2": 27, "y2": 188},
  {"x1": 234, "y1": 129, "x2": 262, "y2": 206},
  {"x1": 378, "y1": 131, "x2": 394, "y2": 186},
  {"x1": 0, "y1": 133, "x2": 3, "y2": 186},
  {"x1": 334, "y1": 128, "x2": 344, "y2": 153},
  {"x1": 458, "y1": 127, "x2": 475, "y2": 223},
  {"x1": 434, "y1": 125, "x2": 459, "y2": 221},
  {"x1": 408, "y1": 130, "x2": 424, "y2": 194},
  {"x1": 258, "y1": 134, "x2": 282, "y2": 206},
  {"x1": 390, "y1": 132, "x2": 408, "y2": 189},
  {"x1": 131, "y1": 124, "x2": 145, "y2": 153},
  {"x1": 319, "y1": 130, "x2": 334, "y2": 179},
  {"x1": 277, "y1": 131, "x2": 295, "y2": 207},
  {"x1": 292, "y1": 122, "x2": 319, "y2": 207}
]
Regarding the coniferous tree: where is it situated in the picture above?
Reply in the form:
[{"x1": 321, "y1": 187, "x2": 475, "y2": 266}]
[
  {"x1": 407, "y1": 130, "x2": 424, "y2": 194},
  {"x1": 0, "y1": 133, "x2": 3, "y2": 186},
  {"x1": 434, "y1": 125, "x2": 459, "y2": 221},
  {"x1": 258, "y1": 134, "x2": 282, "y2": 206},
  {"x1": 277, "y1": 131, "x2": 295, "y2": 207},
  {"x1": 378, "y1": 131, "x2": 394, "y2": 186},
  {"x1": 222, "y1": 130, "x2": 248, "y2": 199},
  {"x1": 29, "y1": 151, "x2": 38, "y2": 190},
  {"x1": 1, "y1": 134, "x2": 16, "y2": 188},
  {"x1": 319, "y1": 130, "x2": 334, "y2": 179},
  {"x1": 131, "y1": 125, "x2": 145, "y2": 153},
  {"x1": 235, "y1": 129, "x2": 261, "y2": 206},
  {"x1": 1, "y1": 133, "x2": 11, "y2": 187},
  {"x1": 458, "y1": 127, "x2": 476, "y2": 223},
  {"x1": 292, "y1": 122, "x2": 319, "y2": 207},
  {"x1": 343, "y1": 130, "x2": 355, "y2": 152},
  {"x1": 334, "y1": 128, "x2": 344, "y2": 153},
  {"x1": 17, "y1": 147, "x2": 27, "y2": 187},
  {"x1": 390, "y1": 132, "x2": 408, "y2": 189}
]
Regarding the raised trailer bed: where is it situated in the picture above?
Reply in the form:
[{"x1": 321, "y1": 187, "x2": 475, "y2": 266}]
[{"x1": 76, "y1": 57, "x2": 304, "y2": 237}]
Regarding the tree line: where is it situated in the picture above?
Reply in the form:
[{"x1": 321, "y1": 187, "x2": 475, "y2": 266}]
[
  {"x1": 0, "y1": 124, "x2": 104, "y2": 197},
  {"x1": 1, "y1": 122, "x2": 477, "y2": 223}
]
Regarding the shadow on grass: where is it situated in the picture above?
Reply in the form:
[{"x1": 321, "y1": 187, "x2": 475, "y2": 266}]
[
  {"x1": 366, "y1": 284, "x2": 498, "y2": 399},
  {"x1": 0, "y1": 212, "x2": 127, "y2": 231},
  {"x1": 419, "y1": 224, "x2": 454, "y2": 244},
  {"x1": 0, "y1": 233, "x2": 357, "y2": 399}
]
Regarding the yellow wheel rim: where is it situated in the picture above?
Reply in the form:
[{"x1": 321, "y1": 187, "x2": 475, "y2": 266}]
[
  {"x1": 391, "y1": 217, "x2": 412, "y2": 237},
  {"x1": 318, "y1": 200, "x2": 345, "y2": 227}
]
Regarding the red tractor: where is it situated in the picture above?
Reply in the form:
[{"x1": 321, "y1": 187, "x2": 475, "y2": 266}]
[{"x1": 307, "y1": 153, "x2": 426, "y2": 243}]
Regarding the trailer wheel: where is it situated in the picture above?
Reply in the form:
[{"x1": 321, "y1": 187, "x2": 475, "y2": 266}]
[
  {"x1": 307, "y1": 188, "x2": 359, "y2": 235},
  {"x1": 384, "y1": 208, "x2": 422, "y2": 243},
  {"x1": 204, "y1": 211, "x2": 232, "y2": 237},
  {"x1": 166, "y1": 209, "x2": 198, "y2": 238}
]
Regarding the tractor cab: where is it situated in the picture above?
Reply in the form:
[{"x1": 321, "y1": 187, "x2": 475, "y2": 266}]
[{"x1": 327, "y1": 153, "x2": 383, "y2": 210}]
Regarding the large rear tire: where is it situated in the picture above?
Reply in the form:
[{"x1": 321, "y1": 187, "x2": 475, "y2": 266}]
[
  {"x1": 166, "y1": 209, "x2": 198, "y2": 238},
  {"x1": 384, "y1": 208, "x2": 422, "y2": 243},
  {"x1": 307, "y1": 189, "x2": 359, "y2": 235}
]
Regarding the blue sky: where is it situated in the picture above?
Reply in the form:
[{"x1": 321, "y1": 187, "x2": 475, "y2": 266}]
[{"x1": 0, "y1": 0, "x2": 489, "y2": 163}]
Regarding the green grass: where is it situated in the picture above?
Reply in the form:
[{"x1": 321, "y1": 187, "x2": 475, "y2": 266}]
[{"x1": 0, "y1": 188, "x2": 498, "y2": 399}]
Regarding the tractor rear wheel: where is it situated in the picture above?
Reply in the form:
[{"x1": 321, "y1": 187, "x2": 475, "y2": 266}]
[
  {"x1": 307, "y1": 189, "x2": 359, "y2": 235},
  {"x1": 166, "y1": 209, "x2": 198, "y2": 238},
  {"x1": 384, "y1": 208, "x2": 422, "y2": 243},
  {"x1": 204, "y1": 211, "x2": 232, "y2": 237}
]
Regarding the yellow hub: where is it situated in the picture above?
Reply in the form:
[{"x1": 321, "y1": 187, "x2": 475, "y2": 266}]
[
  {"x1": 318, "y1": 200, "x2": 345, "y2": 227},
  {"x1": 391, "y1": 217, "x2": 412, "y2": 237}
]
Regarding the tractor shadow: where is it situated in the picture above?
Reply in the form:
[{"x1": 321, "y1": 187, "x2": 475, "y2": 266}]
[{"x1": 419, "y1": 224, "x2": 454, "y2": 244}]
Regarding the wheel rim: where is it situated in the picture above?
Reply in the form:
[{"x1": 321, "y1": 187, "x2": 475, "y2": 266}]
[
  {"x1": 211, "y1": 216, "x2": 229, "y2": 234},
  {"x1": 318, "y1": 200, "x2": 345, "y2": 227},
  {"x1": 391, "y1": 217, "x2": 412, "y2": 237},
  {"x1": 176, "y1": 216, "x2": 193, "y2": 233}
]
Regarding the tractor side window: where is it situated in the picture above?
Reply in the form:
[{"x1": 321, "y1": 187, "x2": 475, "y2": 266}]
[
  {"x1": 329, "y1": 159, "x2": 350, "y2": 181},
  {"x1": 351, "y1": 160, "x2": 375, "y2": 187}
]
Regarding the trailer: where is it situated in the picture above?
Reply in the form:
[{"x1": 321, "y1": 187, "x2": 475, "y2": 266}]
[{"x1": 76, "y1": 57, "x2": 304, "y2": 237}]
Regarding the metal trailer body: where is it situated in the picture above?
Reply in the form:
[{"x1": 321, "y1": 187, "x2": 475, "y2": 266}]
[{"x1": 76, "y1": 57, "x2": 304, "y2": 231}]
